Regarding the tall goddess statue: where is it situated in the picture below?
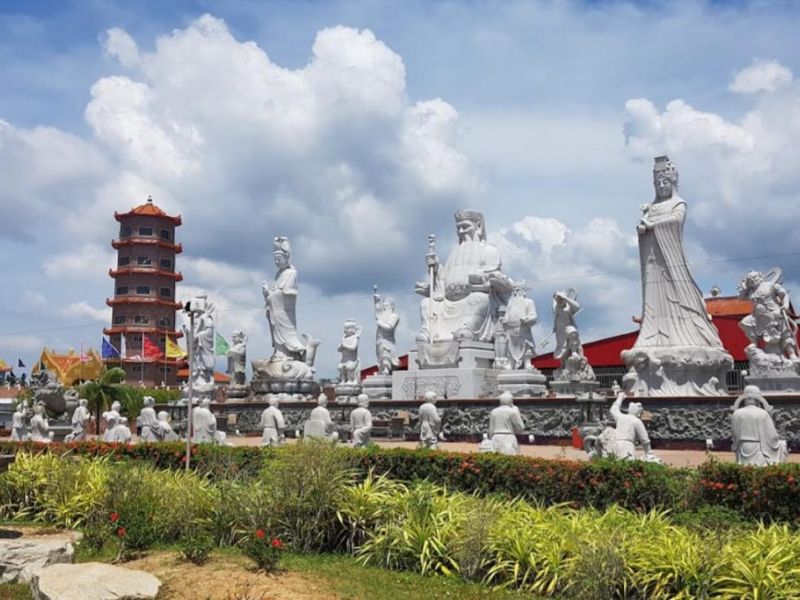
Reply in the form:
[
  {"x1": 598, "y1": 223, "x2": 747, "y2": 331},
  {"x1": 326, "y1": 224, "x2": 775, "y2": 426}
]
[
  {"x1": 414, "y1": 210, "x2": 511, "y2": 344},
  {"x1": 621, "y1": 156, "x2": 732, "y2": 396}
]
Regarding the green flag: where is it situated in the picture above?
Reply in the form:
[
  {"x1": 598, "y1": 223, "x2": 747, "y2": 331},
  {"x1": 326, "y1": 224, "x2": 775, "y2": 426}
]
[{"x1": 214, "y1": 332, "x2": 230, "y2": 356}]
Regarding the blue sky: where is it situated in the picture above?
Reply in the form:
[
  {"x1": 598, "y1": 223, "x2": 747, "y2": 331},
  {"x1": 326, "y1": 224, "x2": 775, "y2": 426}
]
[{"x1": 1, "y1": 0, "x2": 799, "y2": 378}]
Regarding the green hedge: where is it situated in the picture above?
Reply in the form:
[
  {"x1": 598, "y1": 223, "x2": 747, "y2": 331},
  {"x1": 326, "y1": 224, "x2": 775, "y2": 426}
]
[{"x1": 2, "y1": 441, "x2": 799, "y2": 522}]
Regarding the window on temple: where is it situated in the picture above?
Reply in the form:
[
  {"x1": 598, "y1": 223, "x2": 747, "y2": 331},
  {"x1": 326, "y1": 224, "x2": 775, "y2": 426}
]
[
  {"x1": 113, "y1": 315, "x2": 126, "y2": 325},
  {"x1": 120, "y1": 226, "x2": 131, "y2": 237},
  {"x1": 159, "y1": 287, "x2": 172, "y2": 297},
  {"x1": 133, "y1": 315, "x2": 149, "y2": 324},
  {"x1": 160, "y1": 258, "x2": 172, "y2": 269},
  {"x1": 138, "y1": 227, "x2": 154, "y2": 236},
  {"x1": 160, "y1": 229, "x2": 171, "y2": 240},
  {"x1": 136, "y1": 286, "x2": 151, "y2": 295},
  {"x1": 131, "y1": 334, "x2": 142, "y2": 343},
  {"x1": 137, "y1": 256, "x2": 152, "y2": 266},
  {"x1": 116, "y1": 286, "x2": 129, "y2": 295},
  {"x1": 132, "y1": 365, "x2": 144, "y2": 372},
  {"x1": 158, "y1": 317, "x2": 172, "y2": 327},
  {"x1": 119, "y1": 256, "x2": 130, "y2": 266},
  {"x1": 159, "y1": 367, "x2": 172, "y2": 373}
]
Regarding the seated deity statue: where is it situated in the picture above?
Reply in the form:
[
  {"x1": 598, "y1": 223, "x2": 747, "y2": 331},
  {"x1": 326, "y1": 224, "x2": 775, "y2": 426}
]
[
  {"x1": 609, "y1": 392, "x2": 660, "y2": 462},
  {"x1": 337, "y1": 320, "x2": 362, "y2": 385},
  {"x1": 415, "y1": 210, "x2": 512, "y2": 343},
  {"x1": 731, "y1": 385, "x2": 787, "y2": 466},
  {"x1": 138, "y1": 396, "x2": 163, "y2": 442},
  {"x1": 350, "y1": 394, "x2": 373, "y2": 448},
  {"x1": 489, "y1": 392, "x2": 525, "y2": 455},
  {"x1": 261, "y1": 396, "x2": 286, "y2": 447},
  {"x1": 10, "y1": 400, "x2": 29, "y2": 441},
  {"x1": 417, "y1": 391, "x2": 442, "y2": 449},
  {"x1": 157, "y1": 411, "x2": 179, "y2": 441},
  {"x1": 373, "y1": 287, "x2": 400, "y2": 375},
  {"x1": 65, "y1": 398, "x2": 92, "y2": 442},
  {"x1": 305, "y1": 394, "x2": 339, "y2": 441},
  {"x1": 29, "y1": 403, "x2": 53, "y2": 443}
]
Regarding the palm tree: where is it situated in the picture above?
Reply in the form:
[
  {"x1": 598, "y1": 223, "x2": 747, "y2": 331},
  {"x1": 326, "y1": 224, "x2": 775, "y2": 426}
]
[{"x1": 80, "y1": 367, "x2": 129, "y2": 436}]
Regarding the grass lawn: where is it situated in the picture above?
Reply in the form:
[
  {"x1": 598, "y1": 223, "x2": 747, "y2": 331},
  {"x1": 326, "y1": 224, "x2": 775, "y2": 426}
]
[{"x1": 0, "y1": 584, "x2": 30, "y2": 600}]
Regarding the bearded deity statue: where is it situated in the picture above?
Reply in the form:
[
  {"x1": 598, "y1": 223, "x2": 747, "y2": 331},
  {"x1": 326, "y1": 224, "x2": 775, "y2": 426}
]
[
  {"x1": 414, "y1": 210, "x2": 512, "y2": 345},
  {"x1": 621, "y1": 156, "x2": 732, "y2": 396}
]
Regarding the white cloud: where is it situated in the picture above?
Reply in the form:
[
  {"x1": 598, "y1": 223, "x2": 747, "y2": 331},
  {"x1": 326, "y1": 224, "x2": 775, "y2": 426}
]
[
  {"x1": 102, "y1": 27, "x2": 140, "y2": 69},
  {"x1": 22, "y1": 291, "x2": 47, "y2": 308},
  {"x1": 61, "y1": 301, "x2": 110, "y2": 322},
  {"x1": 730, "y1": 59, "x2": 793, "y2": 94},
  {"x1": 42, "y1": 243, "x2": 115, "y2": 281}
]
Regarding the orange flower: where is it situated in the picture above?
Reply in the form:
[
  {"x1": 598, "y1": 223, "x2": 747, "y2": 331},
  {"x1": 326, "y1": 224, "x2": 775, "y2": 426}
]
[{"x1": 255, "y1": 529, "x2": 265, "y2": 539}]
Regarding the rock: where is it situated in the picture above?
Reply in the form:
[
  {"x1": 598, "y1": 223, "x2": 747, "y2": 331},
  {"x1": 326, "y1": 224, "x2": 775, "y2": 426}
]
[
  {"x1": 0, "y1": 531, "x2": 79, "y2": 584},
  {"x1": 32, "y1": 562, "x2": 161, "y2": 600}
]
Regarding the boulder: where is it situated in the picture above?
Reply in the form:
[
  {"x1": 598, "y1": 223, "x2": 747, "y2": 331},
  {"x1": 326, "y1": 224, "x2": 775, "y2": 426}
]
[
  {"x1": 32, "y1": 562, "x2": 161, "y2": 600},
  {"x1": 0, "y1": 531, "x2": 78, "y2": 583}
]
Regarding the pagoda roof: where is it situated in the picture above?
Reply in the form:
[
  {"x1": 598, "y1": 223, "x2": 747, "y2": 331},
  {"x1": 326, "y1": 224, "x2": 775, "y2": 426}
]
[
  {"x1": 33, "y1": 347, "x2": 103, "y2": 385},
  {"x1": 115, "y1": 196, "x2": 182, "y2": 225}
]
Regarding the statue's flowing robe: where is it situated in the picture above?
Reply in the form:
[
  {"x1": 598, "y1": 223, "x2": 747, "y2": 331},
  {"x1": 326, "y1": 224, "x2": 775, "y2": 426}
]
[
  {"x1": 376, "y1": 310, "x2": 399, "y2": 368},
  {"x1": 29, "y1": 415, "x2": 50, "y2": 443},
  {"x1": 195, "y1": 314, "x2": 215, "y2": 373},
  {"x1": 732, "y1": 405, "x2": 784, "y2": 466},
  {"x1": 634, "y1": 197, "x2": 723, "y2": 350},
  {"x1": 192, "y1": 406, "x2": 217, "y2": 443},
  {"x1": 418, "y1": 402, "x2": 441, "y2": 447},
  {"x1": 66, "y1": 406, "x2": 91, "y2": 441},
  {"x1": 268, "y1": 266, "x2": 306, "y2": 355},
  {"x1": 553, "y1": 304, "x2": 577, "y2": 361},
  {"x1": 350, "y1": 407, "x2": 372, "y2": 447},
  {"x1": 422, "y1": 240, "x2": 509, "y2": 342},
  {"x1": 161, "y1": 421, "x2": 179, "y2": 441},
  {"x1": 489, "y1": 406, "x2": 524, "y2": 455},
  {"x1": 10, "y1": 410, "x2": 26, "y2": 441},
  {"x1": 139, "y1": 407, "x2": 163, "y2": 442},
  {"x1": 102, "y1": 409, "x2": 120, "y2": 442},
  {"x1": 610, "y1": 405, "x2": 650, "y2": 460},
  {"x1": 260, "y1": 406, "x2": 285, "y2": 446},
  {"x1": 310, "y1": 405, "x2": 336, "y2": 436},
  {"x1": 505, "y1": 296, "x2": 537, "y2": 367}
]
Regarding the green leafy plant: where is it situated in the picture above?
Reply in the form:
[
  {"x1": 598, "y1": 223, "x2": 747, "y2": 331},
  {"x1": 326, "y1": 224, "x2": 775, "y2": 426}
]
[
  {"x1": 79, "y1": 366, "x2": 130, "y2": 430},
  {"x1": 242, "y1": 529, "x2": 284, "y2": 572},
  {"x1": 181, "y1": 526, "x2": 215, "y2": 565}
]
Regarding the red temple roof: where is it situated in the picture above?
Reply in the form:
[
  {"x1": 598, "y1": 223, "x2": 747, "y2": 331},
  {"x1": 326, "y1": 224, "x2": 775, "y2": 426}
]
[{"x1": 115, "y1": 197, "x2": 182, "y2": 225}]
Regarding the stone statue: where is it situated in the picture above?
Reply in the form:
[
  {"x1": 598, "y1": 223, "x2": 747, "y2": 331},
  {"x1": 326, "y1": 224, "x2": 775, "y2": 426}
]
[
  {"x1": 192, "y1": 296, "x2": 216, "y2": 390},
  {"x1": 738, "y1": 268, "x2": 800, "y2": 381},
  {"x1": 621, "y1": 156, "x2": 732, "y2": 396},
  {"x1": 350, "y1": 394, "x2": 373, "y2": 448},
  {"x1": 226, "y1": 330, "x2": 248, "y2": 387},
  {"x1": 65, "y1": 398, "x2": 92, "y2": 442},
  {"x1": 478, "y1": 433, "x2": 495, "y2": 453},
  {"x1": 305, "y1": 394, "x2": 339, "y2": 441},
  {"x1": 414, "y1": 210, "x2": 512, "y2": 343},
  {"x1": 260, "y1": 396, "x2": 285, "y2": 446},
  {"x1": 29, "y1": 403, "x2": 53, "y2": 443},
  {"x1": 138, "y1": 396, "x2": 163, "y2": 442},
  {"x1": 731, "y1": 385, "x2": 787, "y2": 466},
  {"x1": 259, "y1": 236, "x2": 320, "y2": 379},
  {"x1": 102, "y1": 401, "x2": 122, "y2": 442},
  {"x1": 337, "y1": 320, "x2": 362, "y2": 385},
  {"x1": 489, "y1": 392, "x2": 525, "y2": 455},
  {"x1": 192, "y1": 398, "x2": 221, "y2": 444},
  {"x1": 418, "y1": 391, "x2": 442, "y2": 449},
  {"x1": 374, "y1": 286, "x2": 400, "y2": 375},
  {"x1": 499, "y1": 280, "x2": 537, "y2": 370},
  {"x1": 10, "y1": 400, "x2": 29, "y2": 441},
  {"x1": 552, "y1": 290, "x2": 595, "y2": 383},
  {"x1": 609, "y1": 392, "x2": 660, "y2": 462},
  {"x1": 157, "y1": 411, "x2": 179, "y2": 441},
  {"x1": 111, "y1": 416, "x2": 133, "y2": 444}
]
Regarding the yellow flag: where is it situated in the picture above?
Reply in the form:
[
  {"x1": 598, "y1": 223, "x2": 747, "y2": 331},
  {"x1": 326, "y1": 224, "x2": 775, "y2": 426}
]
[{"x1": 165, "y1": 337, "x2": 187, "y2": 358}]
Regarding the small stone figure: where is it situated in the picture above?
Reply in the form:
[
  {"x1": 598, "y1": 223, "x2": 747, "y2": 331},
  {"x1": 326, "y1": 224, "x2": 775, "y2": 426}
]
[
  {"x1": 110, "y1": 416, "x2": 133, "y2": 444},
  {"x1": 337, "y1": 320, "x2": 362, "y2": 385},
  {"x1": 731, "y1": 385, "x2": 787, "y2": 466},
  {"x1": 501, "y1": 281, "x2": 538, "y2": 370},
  {"x1": 192, "y1": 398, "x2": 223, "y2": 444},
  {"x1": 138, "y1": 396, "x2": 163, "y2": 442},
  {"x1": 350, "y1": 394, "x2": 373, "y2": 448},
  {"x1": 478, "y1": 433, "x2": 495, "y2": 453},
  {"x1": 226, "y1": 330, "x2": 248, "y2": 387},
  {"x1": 260, "y1": 396, "x2": 286, "y2": 447},
  {"x1": 65, "y1": 398, "x2": 92, "y2": 442},
  {"x1": 10, "y1": 400, "x2": 29, "y2": 441},
  {"x1": 29, "y1": 403, "x2": 53, "y2": 443},
  {"x1": 418, "y1": 391, "x2": 442, "y2": 449},
  {"x1": 306, "y1": 394, "x2": 339, "y2": 441},
  {"x1": 374, "y1": 286, "x2": 400, "y2": 375},
  {"x1": 609, "y1": 392, "x2": 659, "y2": 462},
  {"x1": 489, "y1": 392, "x2": 525, "y2": 455},
  {"x1": 102, "y1": 401, "x2": 122, "y2": 442},
  {"x1": 157, "y1": 411, "x2": 179, "y2": 441}
]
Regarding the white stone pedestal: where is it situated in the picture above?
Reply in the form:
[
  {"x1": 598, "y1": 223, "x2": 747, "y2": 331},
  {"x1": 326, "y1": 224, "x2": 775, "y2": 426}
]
[
  {"x1": 550, "y1": 379, "x2": 600, "y2": 397},
  {"x1": 362, "y1": 373, "x2": 393, "y2": 400},
  {"x1": 334, "y1": 382, "x2": 362, "y2": 404},
  {"x1": 496, "y1": 369, "x2": 547, "y2": 397},
  {"x1": 744, "y1": 375, "x2": 800, "y2": 395}
]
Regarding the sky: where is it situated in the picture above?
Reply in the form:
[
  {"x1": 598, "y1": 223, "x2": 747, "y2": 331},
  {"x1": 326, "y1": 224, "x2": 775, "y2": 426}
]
[{"x1": 1, "y1": 0, "x2": 799, "y2": 379}]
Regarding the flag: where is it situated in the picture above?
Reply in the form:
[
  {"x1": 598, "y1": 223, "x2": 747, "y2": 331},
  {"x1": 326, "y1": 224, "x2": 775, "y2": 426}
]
[
  {"x1": 101, "y1": 338, "x2": 120, "y2": 359},
  {"x1": 17, "y1": 358, "x2": 25, "y2": 368},
  {"x1": 214, "y1": 332, "x2": 230, "y2": 356},
  {"x1": 80, "y1": 352, "x2": 92, "y2": 363},
  {"x1": 165, "y1": 336, "x2": 187, "y2": 358},
  {"x1": 143, "y1": 336, "x2": 163, "y2": 360}
]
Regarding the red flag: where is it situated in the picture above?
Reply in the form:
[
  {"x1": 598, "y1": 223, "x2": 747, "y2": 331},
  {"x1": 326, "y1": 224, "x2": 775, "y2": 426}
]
[{"x1": 143, "y1": 336, "x2": 163, "y2": 360}]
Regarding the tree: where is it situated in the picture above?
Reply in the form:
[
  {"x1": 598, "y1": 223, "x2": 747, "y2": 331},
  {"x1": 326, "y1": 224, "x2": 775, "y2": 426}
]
[{"x1": 80, "y1": 367, "x2": 129, "y2": 436}]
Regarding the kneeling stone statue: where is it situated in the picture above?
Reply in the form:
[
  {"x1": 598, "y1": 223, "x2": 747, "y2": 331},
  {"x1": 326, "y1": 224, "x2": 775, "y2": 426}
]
[
  {"x1": 731, "y1": 385, "x2": 787, "y2": 466},
  {"x1": 585, "y1": 393, "x2": 660, "y2": 463}
]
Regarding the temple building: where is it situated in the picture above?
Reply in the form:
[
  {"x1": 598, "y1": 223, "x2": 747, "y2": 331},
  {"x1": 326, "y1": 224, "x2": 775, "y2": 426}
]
[
  {"x1": 104, "y1": 196, "x2": 183, "y2": 387},
  {"x1": 32, "y1": 347, "x2": 103, "y2": 386}
]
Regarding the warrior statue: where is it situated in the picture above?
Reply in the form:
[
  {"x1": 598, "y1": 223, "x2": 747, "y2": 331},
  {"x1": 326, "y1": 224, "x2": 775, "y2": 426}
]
[
  {"x1": 415, "y1": 210, "x2": 512, "y2": 343},
  {"x1": 337, "y1": 320, "x2": 362, "y2": 385},
  {"x1": 226, "y1": 330, "x2": 248, "y2": 386},
  {"x1": 552, "y1": 289, "x2": 594, "y2": 382},
  {"x1": 374, "y1": 286, "x2": 400, "y2": 375},
  {"x1": 621, "y1": 156, "x2": 732, "y2": 396}
]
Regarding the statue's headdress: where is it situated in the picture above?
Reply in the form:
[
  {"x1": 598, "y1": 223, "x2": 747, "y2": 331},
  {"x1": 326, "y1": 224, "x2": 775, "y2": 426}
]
[
  {"x1": 273, "y1": 236, "x2": 291, "y2": 258},
  {"x1": 653, "y1": 155, "x2": 679, "y2": 187},
  {"x1": 454, "y1": 209, "x2": 487, "y2": 241}
]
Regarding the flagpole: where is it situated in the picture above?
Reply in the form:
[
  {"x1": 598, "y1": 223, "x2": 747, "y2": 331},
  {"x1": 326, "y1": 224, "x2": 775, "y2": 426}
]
[
  {"x1": 186, "y1": 311, "x2": 194, "y2": 472},
  {"x1": 141, "y1": 334, "x2": 145, "y2": 387},
  {"x1": 163, "y1": 334, "x2": 167, "y2": 388}
]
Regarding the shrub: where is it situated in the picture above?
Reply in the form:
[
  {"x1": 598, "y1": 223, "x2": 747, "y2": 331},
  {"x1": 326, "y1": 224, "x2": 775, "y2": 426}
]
[
  {"x1": 181, "y1": 526, "x2": 215, "y2": 565},
  {"x1": 336, "y1": 471, "x2": 406, "y2": 552},
  {"x1": 242, "y1": 529, "x2": 284, "y2": 573}
]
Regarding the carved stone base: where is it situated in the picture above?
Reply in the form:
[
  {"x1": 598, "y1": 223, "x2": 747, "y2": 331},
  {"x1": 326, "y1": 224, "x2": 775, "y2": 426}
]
[
  {"x1": 496, "y1": 369, "x2": 547, "y2": 398},
  {"x1": 225, "y1": 384, "x2": 250, "y2": 401},
  {"x1": 250, "y1": 374, "x2": 319, "y2": 398},
  {"x1": 550, "y1": 379, "x2": 600, "y2": 397},
  {"x1": 362, "y1": 373, "x2": 393, "y2": 400},
  {"x1": 621, "y1": 346, "x2": 732, "y2": 396},
  {"x1": 392, "y1": 368, "x2": 499, "y2": 400},
  {"x1": 334, "y1": 382, "x2": 362, "y2": 404},
  {"x1": 410, "y1": 341, "x2": 495, "y2": 371},
  {"x1": 744, "y1": 375, "x2": 800, "y2": 394}
]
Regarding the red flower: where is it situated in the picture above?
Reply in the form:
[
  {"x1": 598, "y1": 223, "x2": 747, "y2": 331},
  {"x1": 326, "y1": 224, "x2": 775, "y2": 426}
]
[
  {"x1": 788, "y1": 476, "x2": 795, "y2": 484},
  {"x1": 623, "y1": 481, "x2": 631, "y2": 489},
  {"x1": 110, "y1": 512, "x2": 120, "y2": 523},
  {"x1": 271, "y1": 538, "x2": 283, "y2": 549},
  {"x1": 116, "y1": 527, "x2": 126, "y2": 537},
  {"x1": 255, "y1": 529, "x2": 265, "y2": 539}
]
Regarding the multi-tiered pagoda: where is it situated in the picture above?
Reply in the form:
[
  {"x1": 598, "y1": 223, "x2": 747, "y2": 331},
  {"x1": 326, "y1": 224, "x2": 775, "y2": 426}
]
[{"x1": 104, "y1": 196, "x2": 183, "y2": 386}]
